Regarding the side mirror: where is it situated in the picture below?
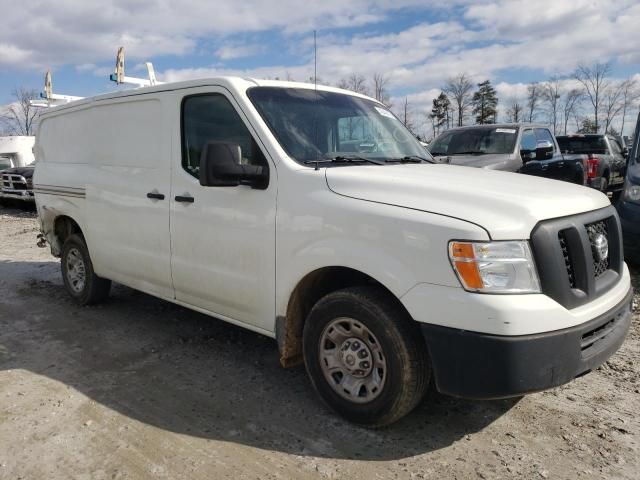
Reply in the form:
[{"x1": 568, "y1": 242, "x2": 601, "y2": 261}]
[
  {"x1": 535, "y1": 140, "x2": 555, "y2": 161},
  {"x1": 520, "y1": 149, "x2": 536, "y2": 162},
  {"x1": 199, "y1": 142, "x2": 268, "y2": 189}
]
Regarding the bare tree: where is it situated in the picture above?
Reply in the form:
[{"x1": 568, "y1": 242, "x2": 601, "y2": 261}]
[
  {"x1": 401, "y1": 97, "x2": 414, "y2": 133},
  {"x1": 337, "y1": 74, "x2": 369, "y2": 96},
  {"x1": 526, "y1": 82, "x2": 541, "y2": 123},
  {"x1": 444, "y1": 73, "x2": 474, "y2": 127},
  {"x1": 574, "y1": 62, "x2": 611, "y2": 133},
  {"x1": 372, "y1": 73, "x2": 391, "y2": 105},
  {"x1": 561, "y1": 88, "x2": 583, "y2": 134},
  {"x1": 602, "y1": 81, "x2": 625, "y2": 134},
  {"x1": 1, "y1": 87, "x2": 41, "y2": 136},
  {"x1": 542, "y1": 77, "x2": 561, "y2": 134},
  {"x1": 619, "y1": 77, "x2": 639, "y2": 136},
  {"x1": 505, "y1": 99, "x2": 523, "y2": 123}
]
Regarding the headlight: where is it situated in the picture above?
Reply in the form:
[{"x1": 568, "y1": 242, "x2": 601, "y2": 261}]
[
  {"x1": 448, "y1": 241, "x2": 541, "y2": 294},
  {"x1": 623, "y1": 181, "x2": 640, "y2": 204}
]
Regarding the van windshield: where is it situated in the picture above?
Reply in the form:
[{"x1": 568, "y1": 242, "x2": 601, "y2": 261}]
[{"x1": 247, "y1": 87, "x2": 429, "y2": 165}]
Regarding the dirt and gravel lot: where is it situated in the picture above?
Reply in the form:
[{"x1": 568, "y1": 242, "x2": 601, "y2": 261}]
[{"x1": 0, "y1": 203, "x2": 638, "y2": 480}]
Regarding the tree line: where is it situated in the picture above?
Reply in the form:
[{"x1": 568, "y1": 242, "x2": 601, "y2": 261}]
[
  {"x1": 328, "y1": 63, "x2": 639, "y2": 142},
  {"x1": 425, "y1": 64, "x2": 639, "y2": 140}
]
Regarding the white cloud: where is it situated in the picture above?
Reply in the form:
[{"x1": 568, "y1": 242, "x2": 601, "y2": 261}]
[
  {"x1": 215, "y1": 43, "x2": 266, "y2": 60},
  {"x1": 0, "y1": 0, "x2": 432, "y2": 69}
]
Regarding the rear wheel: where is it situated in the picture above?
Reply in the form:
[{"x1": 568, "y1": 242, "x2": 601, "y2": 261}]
[
  {"x1": 61, "y1": 234, "x2": 111, "y2": 305},
  {"x1": 303, "y1": 286, "x2": 430, "y2": 427}
]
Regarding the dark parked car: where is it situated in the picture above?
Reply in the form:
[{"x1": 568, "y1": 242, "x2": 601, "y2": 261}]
[
  {"x1": 427, "y1": 124, "x2": 587, "y2": 184},
  {"x1": 0, "y1": 165, "x2": 35, "y2": 202},
  {"x1": 556, "y1": 134, "x2": 627, "y2": 192},
  {"x1": 616, "y1": 114, "x2": 640, "y2": 264}
]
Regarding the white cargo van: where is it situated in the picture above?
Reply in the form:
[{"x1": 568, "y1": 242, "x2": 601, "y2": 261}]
[{"x1": 34, "y1": 78, "x2": 633, "y2": 426}]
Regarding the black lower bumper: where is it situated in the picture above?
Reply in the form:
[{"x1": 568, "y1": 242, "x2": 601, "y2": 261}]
[{"x1": 420, "y1": 287, "x2": 633, "y2": 399}]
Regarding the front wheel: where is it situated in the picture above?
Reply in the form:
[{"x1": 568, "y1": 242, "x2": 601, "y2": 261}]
[
  {"x1": 61, "y1": 234, "x2": 111, "y2": 305},
  {"x1": 303, "y1": 286, "x2": 430, "y2": 427}
]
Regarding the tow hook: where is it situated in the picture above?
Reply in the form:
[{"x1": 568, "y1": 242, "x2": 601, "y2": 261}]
[{"x1": 36, "y1": 233, "x2": 47, "y2": 248}]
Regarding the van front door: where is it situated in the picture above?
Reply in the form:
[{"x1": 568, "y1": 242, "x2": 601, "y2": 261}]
[{"x1": 169, "y1": 90, "x2": 276, "y2": 333}]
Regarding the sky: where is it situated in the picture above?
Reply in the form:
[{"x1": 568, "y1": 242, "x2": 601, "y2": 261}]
[{"x1": 1, "y1": 0, "x2": 639, "y2": 137}]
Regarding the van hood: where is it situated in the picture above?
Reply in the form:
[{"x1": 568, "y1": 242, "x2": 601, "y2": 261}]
[
  {"x1": 433, "y1": 153, "x2": 515, "y2": 170},
  {"x1": 325, "y1": 164, "x2": 610, "y2": 239}
]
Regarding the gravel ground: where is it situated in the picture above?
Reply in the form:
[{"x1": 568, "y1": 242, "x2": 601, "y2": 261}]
[{"x1": 0, "y1": 203, "x2": 638, "y2": 480}]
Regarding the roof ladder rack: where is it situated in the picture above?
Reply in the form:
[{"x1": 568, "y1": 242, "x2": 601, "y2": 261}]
[
  {"x1": 110, "y1": 47, "x2": 163, "y2": 88},
  {"x1": 30, "y1": 71, "x2": 84, "y2": 108}
]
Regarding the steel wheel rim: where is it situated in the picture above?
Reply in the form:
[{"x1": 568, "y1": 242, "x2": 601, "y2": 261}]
[
  {"x1": 319, "y1": 317, "x2": 387, "y2": 404},
  {"x1": 65, "y1": 247, "x2": 86, "y2": 293}
]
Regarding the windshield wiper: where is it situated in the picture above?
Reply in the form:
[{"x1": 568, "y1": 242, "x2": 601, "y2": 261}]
[
  {"x1": 384, "y1": 155, "x2": 435, "y2": 164},
  {"x1": 304, "y1": 155, "x2": 385, "y2": 168}
]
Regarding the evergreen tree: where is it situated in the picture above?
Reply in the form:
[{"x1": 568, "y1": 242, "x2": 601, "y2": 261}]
[
  {"x1": 471, "y1": 80, "x2": 498, "y2": 124},
  {"x1": 430, "y1": 92, "x2": 451, "y2": 134},
  {"x1": 578, "y1": 117, "x2": 597, "y2": 133}
]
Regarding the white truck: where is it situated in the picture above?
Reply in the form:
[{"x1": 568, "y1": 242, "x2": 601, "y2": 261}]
[
  {"x1": 34, "y1": 78, "x2": 633, "y2": 426},
  {"x1": 0, "y1": 136, "x2": 36, "y2": 202}
]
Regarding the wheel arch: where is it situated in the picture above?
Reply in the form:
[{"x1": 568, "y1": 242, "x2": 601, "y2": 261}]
[
  {"x1": 276, "y1": 266, "x2": 411, "y2": 368},
  {"x1": 48, "y1": 214, "x2": 84, "y2": 257}
]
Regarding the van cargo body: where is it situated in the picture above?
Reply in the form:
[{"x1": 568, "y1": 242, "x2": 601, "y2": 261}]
[{"x1": 34, "y1": 78, "x2": 632, "y2": 426}]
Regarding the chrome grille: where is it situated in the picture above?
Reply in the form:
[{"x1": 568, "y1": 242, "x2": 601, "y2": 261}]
[
  {"x1": 586, "y1": 220, "x2": 609, "y2": 278},
  {"x1": 1, "y1": 173, "x2": 28, "y2": 191}
]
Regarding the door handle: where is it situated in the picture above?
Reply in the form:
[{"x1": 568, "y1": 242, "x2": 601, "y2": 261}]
[
  {"x1": 175, "y1": 195, "x2": 194, "y2": 203},
  {"x1": 146, "y1": 192, "x2": 165, "y2": 200}
]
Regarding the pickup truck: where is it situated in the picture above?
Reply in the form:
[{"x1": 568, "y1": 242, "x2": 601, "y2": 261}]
[
  {"x1": 556, "y1": 134, "x2": 627, "y2": 192},
  {"x1": 0, "y1": 136, "x2": 36, "y2": 203},
  {"x1": 428, "y1": 124, "x2": 587, "y2": 185},
  {"x1": 34, "y1": 78, "x2": 632, "y2": 426},
  {"x1": 1, "y1": 165, "x2": 35, "y2": 202},
  {"x1": 616, "y1": 114, "x2": 640, "y2": 264}
]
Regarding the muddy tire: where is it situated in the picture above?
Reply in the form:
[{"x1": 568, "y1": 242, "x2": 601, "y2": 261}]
[
  {"x1": 61, "y1": 234, "x2": 111, "y2": 305},
  {"x1": 303, "y1": 286, "x2": 430, "y2": 427}
]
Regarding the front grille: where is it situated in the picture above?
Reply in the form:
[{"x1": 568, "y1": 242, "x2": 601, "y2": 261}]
[
  {"x1": 530, "y1": 206, "x2": 622, "y2": 309},
  {"x1": 586, "y1": 220, "x2": 609, "y2": 277},
  {"x1": 558, "y1": 231, "x2": 576, "y2": 288},
  {"x1": 1, "y1": 174, "x2": 28, "y2": 191}
]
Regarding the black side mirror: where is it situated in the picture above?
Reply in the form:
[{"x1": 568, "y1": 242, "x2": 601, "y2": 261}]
[
  {"x1": 199, "y1": 142, "x2": 268, "y2": 189},
  {"x1": 520, "y1": 149, "x2": 536, "y2": 162},
  {"x1": 535, "y1": 141, "x2": 554, "y2": 161}
]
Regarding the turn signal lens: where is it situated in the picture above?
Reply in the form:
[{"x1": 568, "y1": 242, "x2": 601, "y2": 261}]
[
  {"x1": 448, "y1": 241, "x2": 541, "y2": 294},
  {"x1": 449, "y1": 242, "x2": 484, "y2": 289}
]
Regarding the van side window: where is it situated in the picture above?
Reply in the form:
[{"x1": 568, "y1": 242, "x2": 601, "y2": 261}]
[{"x1": 181, "y1": 94, "x2": 266, "y2": 178}]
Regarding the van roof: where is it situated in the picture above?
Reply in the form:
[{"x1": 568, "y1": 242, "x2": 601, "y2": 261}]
[{"x1": 38, "y1": 76, "x2": 383, "y2": 117}]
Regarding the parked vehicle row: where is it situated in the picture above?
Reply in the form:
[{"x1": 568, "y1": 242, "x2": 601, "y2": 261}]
[
  {"x1": 427, "y1": 124, "x2": 589, "y2": 186},
  {"x1": 32, "y1": 77, "x2": 632, "y2": 426}
]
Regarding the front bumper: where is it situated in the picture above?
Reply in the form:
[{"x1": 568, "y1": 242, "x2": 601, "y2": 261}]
[
  {"x1": 0, "y1": 189, "x2": 35, "y2": 201},
  {"x1": 420, "y1": 287, "x2": 633, "y2": 399}
]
